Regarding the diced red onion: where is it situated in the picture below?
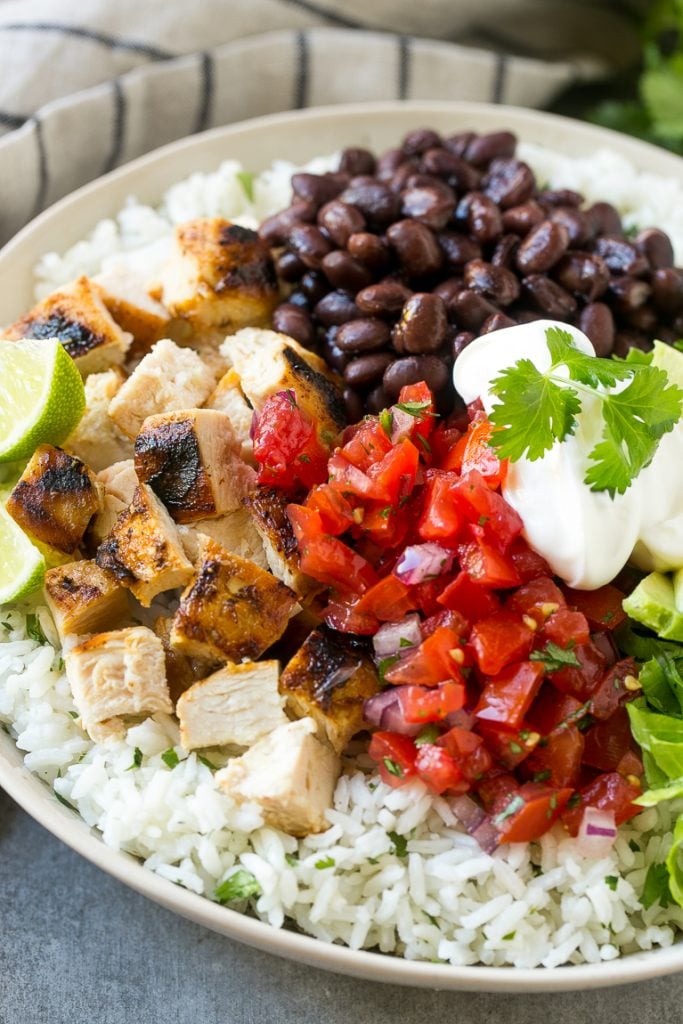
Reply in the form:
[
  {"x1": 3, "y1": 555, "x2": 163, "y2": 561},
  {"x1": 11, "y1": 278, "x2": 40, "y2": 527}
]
[
  {"x1": 249, "y1": 410, "x2": 259, "y2": 441},
  {"x1": 576, "y1": 807, "x2": 617, "y2": 858},
  {"x1": 450, "y1": 795, "x2": 499, "y2": 853},
  {"x1": 381, "y1": 700, "x2": 423, "y2": 737},
  {"x1": 372, "y1": 615, "x2": 423, "y2": 661},
  {"x1": 592, "y1": 630, "x2": 618, "y2": 668},
  {"x1": 394, "y1": 543, "x2": 454, "y2": 586},
  {"x1": 363, "y1": 688, "x2": 422, "y2": 736},
  {"x1": 445, "y1": 708, "x2": 475, "y2": 731},
  {"x1": 472, "y1": 817, "x2": 500, "y2": 854},
  {"x1": 390, "y1": 407, "x2": 416, "y2": 444}
]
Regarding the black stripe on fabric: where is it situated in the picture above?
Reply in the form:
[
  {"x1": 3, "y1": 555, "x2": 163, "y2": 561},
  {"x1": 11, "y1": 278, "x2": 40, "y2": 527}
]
[
  {"x1": 103, "y1": 79, "x2": 126, "y2": 174},
  {"x1": 278, "y1": 0, "x2": 363, "y2": 29},
  {"x1": 0, "y1": 111, "x2": 26, "y2": 129},
  {"x1": 31, "y1": 116, "x2": 48, "y2": 217},
  {"x1": 294, "y1": 31, "x2": 309, "y2": 109},
  {"x1": 491, "y1": 52, "x2": 508, "y2": 104},
  {"x1": 195, "y1": 52, "x2": 215, "y2": 134},
  {"x1": 0, "y1": 22, "x2": 173, "y2": 60},
  {"x1": 397, "y1": 35, "x2": 410, "y2": 100}
]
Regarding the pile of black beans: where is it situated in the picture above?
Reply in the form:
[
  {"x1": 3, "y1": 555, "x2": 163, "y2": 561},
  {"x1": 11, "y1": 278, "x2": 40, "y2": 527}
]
[{"x1": 258, "y1": 127, "x2": 683, "y2": 420}]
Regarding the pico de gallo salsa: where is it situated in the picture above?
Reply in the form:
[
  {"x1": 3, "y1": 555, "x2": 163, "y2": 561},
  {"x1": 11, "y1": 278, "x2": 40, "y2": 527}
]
[{"x1": 252, "y1": 381, "x2": 644, "y2": 850}]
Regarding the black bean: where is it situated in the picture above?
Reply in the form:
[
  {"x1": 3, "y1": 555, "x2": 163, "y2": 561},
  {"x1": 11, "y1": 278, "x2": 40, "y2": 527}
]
[
  {"x1": 339, "y1": 147, "x2": 376, "y2": 176},
  {"x1": 549, "y1": 206, "x2": 591, "y2": 248},
  {"x1": 317, "y1": 200, "x2": 366, "y2": 247},
  {"x1": 320, "y1": 332, "x2": 350, "y2": 372},
  {"x1": 553, "y1": 252, "x2": 610, "y2": 301},
  {"x1": 344, "y1": 352, "x2": 395, "y2": 388},
  {"x1": 321, "y1": 250, "x2": 373, "y2": 292},
  {"x1": 537, "y1": 188, "x2": 584, "y2": 208},
  {"x1": 336, "y1": 318, "x2": 391, "y2": 353},
  {"x1": 448, "y1": 288, "x2": 499, "y2": 330},
  {"x1": 464, "y1": 259, "x2": 520, "y2": 306},
  {"x1": 491, "y1": 234, "x2": 519, "y2": 269},
  {"x1": 356, "y1": 280, "x2": 412, "y2": 317},
  {"x1": 339, "y1": 182, "x2": 399, "y2": 227},
  {"x1": 366, "y1": 384, "x2": 391, "y2": 413},
  {"x1": 522, "y1": 275, "x2": 577, "y2": 318},
  {"x1": 383, "y1": 355, "x2": 450, "y2": 398},
  {"x1": 314, "y1": 290, "x2": 361, "y2": 327},
  {"x1": 389, "y1": 162, "x2": 420, "y2": 194},
  {"x1": 433, "y1": 277, "x2": 465, "y2": 308},
  {"x1": 288, "y1": 224, "x2": 333, "y2": 270},
  {"x1": 502, "y1": 200, "x2": 545, "y2": 236},
  {"x1": 515, "y1": 220, "x2": 570, "y2": 274},
  {"x1": 480, "y1": 312, "x2": 517, "y2": 333},
  {"x1": 272, "y1": 303, "x2": 316, "y2": 347},
  {"x1": 347, "y1": 232, "x2": 391, "y2": 271},
  {"x1": 443, "y1": 131, "x2": 476, "y2": 158},
  {"x1": 402, "y1": 128, "x2": 443, "y2": 156},
  {"x1": 613, "y1": 331, "x2": 652, "y2": 358},
  {"x1": 607, "y1": 276, "x2": 651, "y2": 313},
  {"x1": 420, "y1": 149, "x2": 480, "y2": 191},
  {"x1": 651, "y1": 268, "x2": 683, "y2": 314},
  {"x1": 299, "y1": 270, "x2": 328, "y2": 304},
  {"x1": 482, "y1": 158, "x2": 535, "y2": 208},
  {"x1": 386, "y1": 219, "x2": 443, "y2": 277},
  {"x1": 392, "y1": 293, "x2": 448, "y2": 354},
  {"x1": 438, "y1": 231, "x2": 482, "y2": 267},
  {"x1": 343, "y1": 386, "x2": 364, "y2": 422},
  {"x1": 634, "y1": 228, "x2": 675, "y2": 270},
  {"x1": 593, "y1": 236, "x2": 648, "y2": 276},
  {"x1": 586, "y1": 201, "x2": 622, "y2": 237},
  {"x1": 400, "y1": 184, "x2": 455, "y2": 231},
  {"x1": 579, "y1": 302, "x2": 615, "y2": 357},
  {"x1": 457, "y1": 192, "x2": 503, "y2": 243},
  {"x1": 286, "y1": 290, "x2": 309, "y2": 308},
  {"x1": 626, "y1": 305, "x2": 658, "y2": 333},
  {"x1": 258, "y1": 200, "x2": 317, "y2": 245},
  {"x1": 291, "y1": 171, "x2": 348, "y2": 207},
  {"x1": 452, "y1": 331, "x2": 476, "y2": 359},
  {"x1": 275, "y1": 250, "x2": 306, "y2": 283},
  {"x1": 376, "y1": 148, "x2": 407, "y2": 181},
  {"x1": 465, "y1": 131, "x2": 516, "y2": 167}
]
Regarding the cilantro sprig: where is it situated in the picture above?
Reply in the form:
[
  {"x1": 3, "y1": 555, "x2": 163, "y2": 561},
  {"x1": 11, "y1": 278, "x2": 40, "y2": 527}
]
[{"x1": 487, "y1": 326, "x2": 683, "y2": 497}]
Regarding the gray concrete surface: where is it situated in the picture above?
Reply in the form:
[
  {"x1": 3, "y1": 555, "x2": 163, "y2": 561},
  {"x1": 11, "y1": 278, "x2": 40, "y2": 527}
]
[{"x1": 2, "y1": 785, "x2": 682, "y2": 1024}]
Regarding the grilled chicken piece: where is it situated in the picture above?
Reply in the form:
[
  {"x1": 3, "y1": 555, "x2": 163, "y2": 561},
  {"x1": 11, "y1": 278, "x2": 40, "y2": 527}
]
[
  {"x1": 108, "y1": 338, "x2": 215, "y2": 438},
  {"x1": 178, "y1": 508, "x2": 267, "y2": 569},
  {"x1": 153, "y1": 615, "x2": 213, "y2": 704},
  {"x1": 94, "y1": 265, "x2": 170, "y2": 354},
  {"x1": 220, "y1": 328, "x2": 345, "y2": 436},
  {"x1": 170, "y1": 534, "x2": 298, "y2": 663},
  {"x1": 95, "y1": 483, "x2": 194, "y2": 606},
  {"x1": 205, "y1": 368, "x2": 255, "y2": 464},
  {"x1": 4, "y1": 276, "x2": 132, "y2": 375},
  {"x1": 157, "y1": 219, "x2": 278, "y2": 331},
  {"x1": 134, "y1": 409, "x2": 255, "y2": 523},
  {"x1": 65, "y1": 625, "x2": 171, "y2": 742},
  {"x1": 246, "y1": 486, "x2": 321, "y2": 599},
  {"x1": 216, "y1": 717, "x2": 339, "y2": 837},
  {"x1": 64, "y1": 368, "x2": 134, "y2": 472},
  {"x1": 88, "y1": 460, "x2": 139, "y2": 548},
  {"x1": 7, "y1": 445, "x2": 102, "y2": 555},
  {"x1": 279, "y1": 629, "x2": 380, "y2": 754},
  {"x1": 176, "y1": 660, "x2": 287, "y2": 751},
  {"x1": 44, "y1": 559, "x2": 129, "y2": 642}
]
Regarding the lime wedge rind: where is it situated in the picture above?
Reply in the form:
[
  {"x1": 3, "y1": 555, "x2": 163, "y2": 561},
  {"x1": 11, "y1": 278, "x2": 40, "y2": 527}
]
[{"x1": 0, "y1": 502, "x2": 45, "y2": 605}]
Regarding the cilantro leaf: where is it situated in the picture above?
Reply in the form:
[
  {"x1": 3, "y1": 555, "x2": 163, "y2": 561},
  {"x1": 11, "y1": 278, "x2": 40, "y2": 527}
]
[
  {"x1": 388, "y1": 831, "x2": 408, "y2": 857},
  {"x1": 314, "y1": 855, "x2": 335, "y2": 869},
  {"x1": 25, "y1": 613, "x2": 47, "y2": 645},
  {"x1": 215, "y1": 869, "x2": 261, "y2": 903},
  {"x1": 236, "y1": 170, "x2": 255, "y2": 202},
  {"x1": 161, "y1": 748, "x2": 180, "y2": 769},
  {"x1": 488, "y1": 358, "x2": 581, "y2": 461},
  {"x1": 530, "y1": 640, "x2": 582, "y2": 672},
  {"x1": 545, "y1": 326, "x2": 632, "y2": 389},
  {"x1": 126, "y1": 747, "x2": 143, "y2": 771}
]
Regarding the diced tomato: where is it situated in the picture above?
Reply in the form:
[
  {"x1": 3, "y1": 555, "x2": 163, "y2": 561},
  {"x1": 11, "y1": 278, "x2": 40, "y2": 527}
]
[
  {"x1": 506, "y1": 577, "x2": 565, "y2": 620},
  {"x1": 421, "y1": 608, "x2": 469, "y2": 639},
  {"x1": 588, "y1": 658, "x2": 639, "y2": 720},
  {"x1": 474, "y1": 661, "x2": 545, "y2": 730},
  {"x1": 469, "y1": 611, "x2": 535, "y2": 675},
  {"x1": 547, "y1": 642, "x2": 607, "y2": 700},
  {"x1": 451, "y1": 471, "x2": 522, "y2": 553},
  {"x1": 385, "y1": 626, "x2": 465, "y2": 686},
  {"x1": 460, "y1": 418, "x2": 506, "y2": 488},
  {"x1": 328, "y1": 452, "x2": 386, "y2": 501},
  {"x1": 414, "y1": 744, "x2": 464, "y2": 794},
  {"x1": 437, "y1": 571, "x2": 501, "y2": 622},
  {"x1": 367, "y1": 438, "x2": 420, "y2": 505},
  {"x1": 563, "y1": 584, "x2": 628, "y2": 633},
  {"x1": 253, "y1": 390, "x2": 329, "y2": 490},
  {"x1": 429, "y1": 423, "x2": 463, "y2": 466},
  {"x1": 440, "y1": 430, "x2": 469, "y2": 473},
  {"x1": 458, "y1": 538, "x2": 522, "y2": 589},
  {"x1": 496, "y1": 783, "x2": 573, "y2": 843},
  {"x1": 541, "y1": 608, "x2": 590, "y2": 648},
  {"x1": 395, "y1": 382, "x2": 437, "y2": 446},
  {"x1": 353, "y1": 575, "x2": 419, "y2": 622},
  {"x1": 523, "y1": 724, "x2": 585, "y2": 788},
  {"x1": 507, "y1": 538, "x2": 553, "y2": 582},
  {"x1": 306, "y1": 484, "x2": 356, "y2": 535},
  {"x1": 368, "y1": 732, "x2": 417, "y2": 787},
  {"x1": 438, "y1": 726, "x2": 482, "y2": 758},
  {"x1": 398, "y1": 682, "x2": 465, "y2": 724},
  {"x1": 361, "y1": 502, "x2": 410, "y2": 549},
  {"x1": 526, "y1": 686, "x2": 586, "y2": 734},
  {"x1": 322, "y1": 599, "x2": 379, "y2": 635},
  {"x1": 417, "y1": 474, "x2": 463, "y2": 545},
  {"x1": 477, "y1": 722, "x2": 540, "y2": 770},
  {"x1": 617, "y1": 749, "x2": 644, "y2": 778},
  {"x1": 412, "y1": 575, "x2": 457, "y2": 617},
  {"x1": 477, "y1": 772, "x2": 520, "y2": 815},
  {"x1": 460, "y1": 743, "x2": 494, "y2": 781},
  {"x1": 288, "y1": 505, "x2": 378, "y2": 595},
  {"x1": 341, "y1": 419, "x2": 393, "y2": 471},
  {"x1": 561, "y1": 772, "x2": 642, "y2": 836},
  {"x1": 582, "y1": 706, "x2": 640, "y2": 773}
]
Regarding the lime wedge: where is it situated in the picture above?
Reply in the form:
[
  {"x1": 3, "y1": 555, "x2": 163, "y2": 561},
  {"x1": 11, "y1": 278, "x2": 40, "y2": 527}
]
[
  {"x1": 0, "y1": 338, "x2": 86, "y2": 462},
  {"x1": 0, "y1": 500, "x2": 45, "y2": 604}
]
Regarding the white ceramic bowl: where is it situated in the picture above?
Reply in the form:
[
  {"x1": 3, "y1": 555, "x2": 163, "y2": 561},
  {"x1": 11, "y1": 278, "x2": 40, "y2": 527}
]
[{"x1": 1, "y1": 100, "x2": 682, "y2": 991}]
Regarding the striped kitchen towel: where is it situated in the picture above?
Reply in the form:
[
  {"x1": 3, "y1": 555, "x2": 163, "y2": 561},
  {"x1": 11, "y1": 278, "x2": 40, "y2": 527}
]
[{"x1": 0, "y1": 0, "x2": 646, "y2": 243}]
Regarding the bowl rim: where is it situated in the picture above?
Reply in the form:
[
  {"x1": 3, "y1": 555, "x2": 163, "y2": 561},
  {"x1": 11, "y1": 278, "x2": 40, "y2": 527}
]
[{"x1": 1, "y1": 98, "x2": 683, "y2": 992}]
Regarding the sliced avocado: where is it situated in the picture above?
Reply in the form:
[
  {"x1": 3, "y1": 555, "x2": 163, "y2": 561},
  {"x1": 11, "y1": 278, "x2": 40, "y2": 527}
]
[
  {"x1": 623, "y1": 571, "x2": 683, "y2": 641},
  {"x1": 651, "y1": 340, "x2": 683, "y2": 389}
]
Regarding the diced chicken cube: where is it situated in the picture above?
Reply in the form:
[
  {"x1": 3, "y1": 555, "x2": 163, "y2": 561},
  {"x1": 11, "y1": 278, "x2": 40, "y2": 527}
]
[
  {"x1": 134, "y1": 409, "x2": 255, "y2": 523},
  {"x1": 64, "y1": 368, "x2": 134, "y2": 472},
  {"x1": 4, "y1": 276, "x2": 132, "y2": 375},
  {"x1": 216, "y1": 718, "x2": 339, "y2": 836},
  {"x1": 205, "y1": 368, "x2": 255, "y2": 464},
  {"x1": 178, "y1": 508, "x2": 267, "y2": 569},
  {"x1": 97, "y1": 460, "x2": 139, "y2": 504},
  {"x1": 7, "y1": 445, "x2": 102, "y2": 554},
  {"x1": 95, "y1": 483, "x2": 193, "y2": 606},
  {"x1": 65, "y1": 625, "x2": 171, "y2": 742},
  {"x1": 221, "y1": 328, "x2": 345, "y2": 438},
  {"x1": 170, "y1": 534, "x2": 298, "y2": 663},
  {"x1": 177, "y1": 660, "x2": 286, "y2": 751},
  {"x1": 153, "y1": 615, "x2": 213, "y2": 704},
  {"x1": 158, "y1": 219, "x2": 278, "y2": 331},
  {"x1": 94, "y1": 265, "x2": 170, "y2": 354},
  {"x1": 44, "y1": 559, "x2": 129, "y2": 642},
  {"x1": 279, "y1": 629, "x2": 380, "y2": 754},
  {"x1": 108, "y1": 338, "x2": 215, "y2": 438},
  {"x1": 246, "y1": 486, "x2": 321, "y2": 599}
]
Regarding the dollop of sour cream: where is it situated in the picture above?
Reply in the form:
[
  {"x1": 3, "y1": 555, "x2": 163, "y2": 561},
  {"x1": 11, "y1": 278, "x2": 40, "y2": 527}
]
[{"x1": 453, "y1": 319, "x2": 683, "y2": 590}]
